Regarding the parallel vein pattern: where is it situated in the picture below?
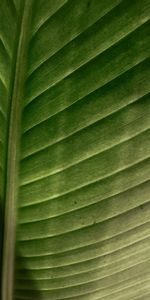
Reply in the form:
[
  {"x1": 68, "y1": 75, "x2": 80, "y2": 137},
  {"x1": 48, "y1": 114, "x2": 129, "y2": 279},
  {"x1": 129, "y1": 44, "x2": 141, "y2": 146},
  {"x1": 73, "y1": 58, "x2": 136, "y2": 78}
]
[{"x1": 2, "y1": 0, "x2": 149, "y2": 299}]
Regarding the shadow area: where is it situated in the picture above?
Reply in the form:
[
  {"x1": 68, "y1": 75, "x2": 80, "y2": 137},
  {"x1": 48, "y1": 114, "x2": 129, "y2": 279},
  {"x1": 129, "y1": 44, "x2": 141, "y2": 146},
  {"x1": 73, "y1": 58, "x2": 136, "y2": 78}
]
[
  {"x1": 0, "y1": 201, "x2": 4, "y2": 291},
  {"x1": 13, "y1": 250, "x2": 43, "y2": 300},
  {"x1": 0, "y1": 201, "x2": 42, "y2": 299}
]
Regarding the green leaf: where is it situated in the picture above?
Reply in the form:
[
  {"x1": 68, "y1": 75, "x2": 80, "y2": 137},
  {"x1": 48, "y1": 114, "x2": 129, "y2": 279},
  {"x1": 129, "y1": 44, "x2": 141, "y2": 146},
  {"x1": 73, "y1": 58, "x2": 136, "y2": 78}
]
[{"x1": 0, "y1": 0, "x2": 150, "y2": 299}]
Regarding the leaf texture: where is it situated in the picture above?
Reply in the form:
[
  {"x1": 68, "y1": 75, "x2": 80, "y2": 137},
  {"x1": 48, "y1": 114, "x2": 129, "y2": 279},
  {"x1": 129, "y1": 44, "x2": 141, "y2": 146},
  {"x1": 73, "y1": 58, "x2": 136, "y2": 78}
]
[{"x1": 0, "y1": 0, "x2": 150, "y2": 300}]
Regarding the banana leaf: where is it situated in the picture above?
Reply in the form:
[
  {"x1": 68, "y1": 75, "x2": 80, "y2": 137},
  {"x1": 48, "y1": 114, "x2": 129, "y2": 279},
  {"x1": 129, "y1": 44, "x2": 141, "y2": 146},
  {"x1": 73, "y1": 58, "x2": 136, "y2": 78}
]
[{"x1": 0, "y1": 0, "x2": 150, "y2": 299}]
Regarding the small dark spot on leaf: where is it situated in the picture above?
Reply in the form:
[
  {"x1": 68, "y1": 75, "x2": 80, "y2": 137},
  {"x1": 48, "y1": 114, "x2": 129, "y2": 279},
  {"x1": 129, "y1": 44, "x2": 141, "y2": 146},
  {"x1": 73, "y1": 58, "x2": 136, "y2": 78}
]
[
  {"x1": 87, "y1": 1, "x2": 91, "y2": 8},
  {"x1": 139, "y1": 204, "x2": 144, "y2": 210}
]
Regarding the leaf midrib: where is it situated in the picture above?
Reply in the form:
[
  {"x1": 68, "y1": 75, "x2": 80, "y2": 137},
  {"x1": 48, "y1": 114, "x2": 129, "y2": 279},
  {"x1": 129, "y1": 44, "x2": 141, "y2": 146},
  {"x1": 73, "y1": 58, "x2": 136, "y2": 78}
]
[{"x1": 1, "y1": 1, "x2": 33, "y2": 299}]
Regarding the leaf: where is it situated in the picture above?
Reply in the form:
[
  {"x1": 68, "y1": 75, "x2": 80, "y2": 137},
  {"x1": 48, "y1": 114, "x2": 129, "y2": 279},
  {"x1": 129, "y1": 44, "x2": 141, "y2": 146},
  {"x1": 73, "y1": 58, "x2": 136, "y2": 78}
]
[{"x1": 0, "y1": 0, "x2": 150, "y2": 299}]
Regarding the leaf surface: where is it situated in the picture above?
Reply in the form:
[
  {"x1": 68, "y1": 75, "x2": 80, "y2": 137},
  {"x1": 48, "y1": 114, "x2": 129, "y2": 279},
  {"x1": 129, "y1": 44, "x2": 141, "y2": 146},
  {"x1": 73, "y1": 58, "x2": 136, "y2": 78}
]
[{"x1": 0, "y1": 1, "x2": 150, "y2": 299}]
